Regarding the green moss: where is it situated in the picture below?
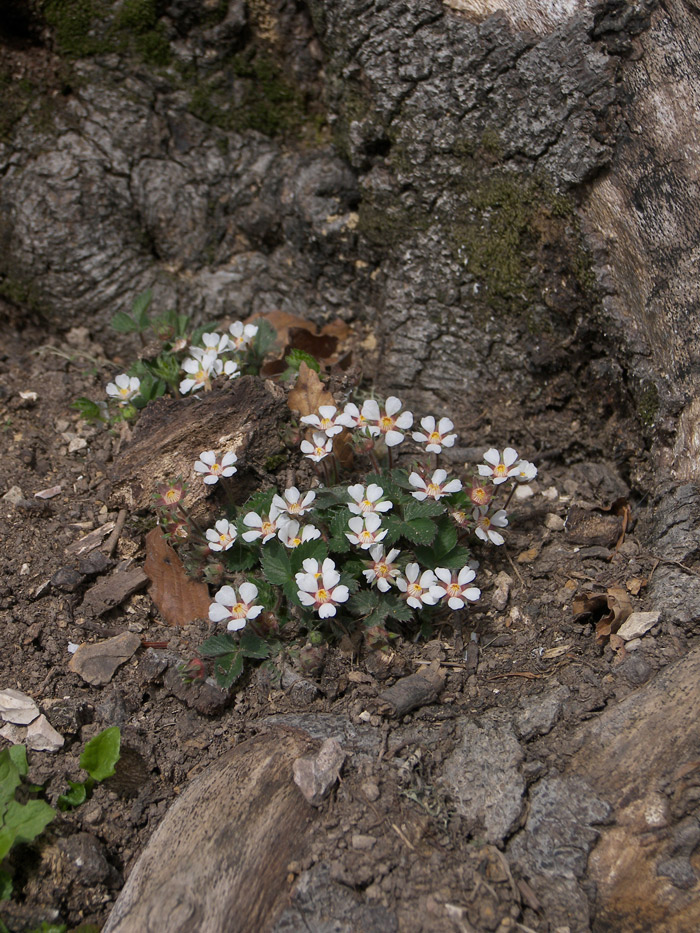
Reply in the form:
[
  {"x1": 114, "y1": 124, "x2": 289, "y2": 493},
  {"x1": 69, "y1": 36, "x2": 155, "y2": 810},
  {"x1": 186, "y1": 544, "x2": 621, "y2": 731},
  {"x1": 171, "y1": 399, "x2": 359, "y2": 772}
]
[
  {"x1": 357, "y1": 194, "x2": 431, "y2": 247},
  {"x1": 0, "y1": 275, "x2": 44, "y2": 314},
  {"x1": 42, "y1": 0, "x2": 110, "y2": 58},
  {"x1": 638, "y1": 383, "x2": 659, "y2": 427},
  {"x1": 264, "y1": 452, "x2": 288, "y2": 472},
  {"x1": 480, "y1": 128, "x2": 502, "y2": 158}
]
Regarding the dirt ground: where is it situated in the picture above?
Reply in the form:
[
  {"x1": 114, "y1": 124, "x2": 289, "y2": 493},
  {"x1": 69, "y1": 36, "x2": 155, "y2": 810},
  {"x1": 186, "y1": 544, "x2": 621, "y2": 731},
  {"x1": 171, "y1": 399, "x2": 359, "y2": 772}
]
[{"x1": 0, "y1": 308, "x2": 683, "y2": 933}]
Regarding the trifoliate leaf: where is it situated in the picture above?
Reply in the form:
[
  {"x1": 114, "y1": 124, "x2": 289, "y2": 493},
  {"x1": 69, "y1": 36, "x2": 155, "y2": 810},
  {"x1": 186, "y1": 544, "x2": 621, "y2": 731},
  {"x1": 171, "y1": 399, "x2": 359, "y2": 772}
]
[
  {"x1": 434, "y1": 545, "x2": 472, "y2": 570},
  {"x1": 239, "y1": 633, "x2": 271, "y2": 659},
  {"x1": 401, "y1": 518, "x2": 437, "y2": 545},
  {"x1": 131, "y1": 288, "x2": 153, "y2": 329},
  {"x1": 200, "y1": 633, "x2": 239, "y2": 657},
  {"x1": 8, "y1": 745, "x2": 28, "y2": 778},
  {"x1": 284, "y1": 348, "x2": 320, "y2": 375},
  {"x1": 261, "y1": 538, "x2": 293, "y2": 585},
  {"x1": 312, "y1": 486, "x2": 347, "y2": 509},
  {"x1": 79, "y1": 727, "x2": 121, "y2": 782},
  {"x1": 223, "y1": 542, "x2": 258, "y2": 573},
  {"x1": 71, "y1": 397, "x2": 104, "y2": 423},
  {"x1": 382, "y1": 513, "x2": 404, "y2": 545},
  {"x1": 213, "y1": 651, "x2": 244, "y2": 689}
]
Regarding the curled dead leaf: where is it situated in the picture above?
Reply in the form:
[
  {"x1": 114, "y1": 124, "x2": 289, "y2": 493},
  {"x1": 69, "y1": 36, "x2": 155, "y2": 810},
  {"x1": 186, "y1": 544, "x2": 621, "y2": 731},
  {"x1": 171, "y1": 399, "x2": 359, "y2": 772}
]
[
  {"x1": 572, "y1": 585, "x2": 633, "y2": 644},
  {"x1": 287, "y1": 362, "x2": 335, "y2": 419},
  {"x1": 144, "y1": 527, "x2": 211, "y2": 626}
]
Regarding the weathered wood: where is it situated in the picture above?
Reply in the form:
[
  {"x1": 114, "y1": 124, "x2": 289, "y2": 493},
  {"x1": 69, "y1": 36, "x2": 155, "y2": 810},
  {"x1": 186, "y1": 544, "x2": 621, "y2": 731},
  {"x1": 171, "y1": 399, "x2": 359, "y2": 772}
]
[
  {"x1": 103, "y1": 728, "x2": 319, "y2": 933},
  {"x1": 569, "y1": 645, "x2": 700, "y2": 933}
]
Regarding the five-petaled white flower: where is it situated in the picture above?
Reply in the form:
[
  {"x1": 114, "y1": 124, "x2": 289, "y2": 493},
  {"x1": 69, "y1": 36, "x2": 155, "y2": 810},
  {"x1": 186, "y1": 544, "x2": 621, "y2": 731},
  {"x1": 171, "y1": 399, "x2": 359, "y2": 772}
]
[
  {"x1": 301, "y1": 431, "x2": 333, "y2": 462},
  {"x1": 412, "y1": 415, "x2": 458, "y2": 454},
  {"x1": 473, "y1": 506, "x2": 508, "y2": 545},
  {"x1": 179, "y1": 349, "x2": 222, "y2": 395},
  {"x1": 409, "y1": 469, "x2": 462, "y2": 501},
  {"x1": 242, "y1": 510, "x2": 282, "y2": 543},
  {"x1": 106, "y1": 374, "x2": 140, "y2": 406},
  {"x1": 363, "y1": 545, "x2": 401, "y2": 592},
  {"x1": 477, "y1": 448, "x2": 520, "y2": 485},
  {"x1": 271, "y1": 486, "x2": 316, "y2": 518},
  {"x1": 396, "y1": 563, "x2": 443, "y2": 610},
  {"x1": 194, "y1": 450, "x2": 238, "y2": 485},
  {"x1": 300, "y1": 405, "x2": 344, "y2": 437},
  {"x1": 278, "y1": 520, "x2": 321, "y2": 549},
  {"x1": 208, "y1": 582, "x2": 263, "y2": 632},
  {"x1": 295, "y1": 557, "x2": 349, "y2": 618},
  {"x1": 347, "y1": 483, "x2": 393, "y2": 515},
  {"x1": 205, "y1": 518, "x2": 237, "y2": 552},
  {"x1": 335, "y1": 402, "x2": 371, "y2": 431},
  {"x1": 434, "y1": 566, "x2": 481, "y2": 609},
  {"x1": 229, "y1": 321, "x2": 259, "y2": 351},
  {"x1": 201, "y1": 332, "x2": 230, "y2": 355},
  {"x1": 360, "y1": 397, "x2": 413, "y2": 446},
  {"x1": 346, "y1": 512, "x2": 388, "y2": 550},
  {"x1": 514, "y1": 459, "x2": 538, "y2": 482}
]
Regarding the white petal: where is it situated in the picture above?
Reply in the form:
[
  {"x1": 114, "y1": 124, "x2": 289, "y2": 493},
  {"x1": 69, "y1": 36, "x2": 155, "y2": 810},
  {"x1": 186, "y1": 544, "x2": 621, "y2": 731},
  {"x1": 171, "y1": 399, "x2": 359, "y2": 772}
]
[
  {"x1": 432, "y1": 469, "x2": 448, "y2": 484},
  {"x1": 489, "y1": 530, "x2": 505, "y2": 545},
  {"x1": 385, "y1": 396, "x2": 402, "y2": 416},
  {"x1": 243, "y1": 512, "x2": 263, "y2": 528},
  {"x1": 477, "y1": 464, "x2": 494, "y2": 477},
  {"x1": 239, "y1": 581, "x2": 259, "y2": 603},
  {"x1": 503, "y1": 447, "x2": 519, "y2": 466},
  {"x1": 203, "y1": 475, "x2": 220, "y2": 485},
  {"x1": 348, "y1": 516, "x2": 364, "y2": 534},
  {"x1": 483, "y1": 448, "x2": 500, "y2": 466},
  {"x1": 331, "y1": 585, "x2": 349, "y2": 604},
  {"x1": 409, "y1": 472, "x2": 426, "y2": 490},
  {"x1": 242, "y1": 530, "x2": 262, "y2": 542},
  {"x1": 247, "y1": 605, "x2": 263, "y2": 620},
  {"x1": 318, "y1": 603, "x2": 337, "y2": 618},
  {"x1": 227, "y1": 618, "x2": 247, "y2": 632},
  {"x1": 361, "y1": 399, "x2": 380, "y2": 421},
  {"x1": 209, "y1": 604, "x2": 230, "y2": 623},
  {"x1": 347, "y1": 484, "x2": 364, "y2": 503},
  {"x1": 434, "y1": 567, "x2": 451, "y2": 585},
  {"x1": 297, "y1": 591, "x2": 316, "y2": 606},
  {"x1": 420, "y1": 415, "x2": 436, "y2": 432},
  {"x1": 443, "y1": 479, "x2": 463, "y2": 494},
  {"x1": 302, "y1": 558, "x2": 319, "y2": 574},
  {"x1": 457, "y1": 566, "x2": 476, "y2": 585},
  {"x1": 448, "y1": 596, "x2": 465, "y2": 611},
  {"x1": 199, "y1": 450, "x2": 217, "y2": 466},
  {"x1": 437, "y1": 417, "x2": 454, "y2": 433},
  {"x1": 394, "y1": 411, "x2": 413, "y2": 430}
]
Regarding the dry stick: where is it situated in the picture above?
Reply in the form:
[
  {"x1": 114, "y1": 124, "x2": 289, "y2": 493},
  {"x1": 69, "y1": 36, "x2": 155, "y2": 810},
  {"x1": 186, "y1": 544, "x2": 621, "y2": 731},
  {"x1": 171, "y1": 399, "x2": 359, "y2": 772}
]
[
  {"x1": 104, "y1": 509, "x2": 127, "y2": 557},
  {"x1": 503, "y1": 545, "x2": 524, "y2": 585}
]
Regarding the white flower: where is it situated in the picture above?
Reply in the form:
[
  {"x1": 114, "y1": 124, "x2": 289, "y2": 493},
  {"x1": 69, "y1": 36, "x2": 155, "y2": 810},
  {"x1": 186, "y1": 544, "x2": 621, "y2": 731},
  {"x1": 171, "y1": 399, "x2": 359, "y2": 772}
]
[
  {"x1": 179, "y1": 350, "x2": 222, "y2": 395},
  {"x1": 229, "y1": 321, "x2": 259, "y2": 351},
  {"x1": 200, "y1": 332, "x2": 230, "y2": 355},
  {"x1": 409, "y1": 469, "x2": 462, "y2": 501},
  {"x1": 300, "y1": 405, "x2": 344, "y2": 437},
  {"x1": 278, "y1": 520, "x2": 321, "y2": 548},
  {"x1": 106, "y1": 374, "x2": 140, "y2": 406},
  {"x1": 434, "y1": 566, "x2": 481, "y2": 610},
  {"x1": 347, "y1": 483, "x2": 393, "y2": 515},
  {"x1": 473, "y1": 506, "x2": 508, "y2": 545},
  {"x1": 206, "y1": 518, "x2": 237, "y2": 552},
  {"x1": 335, "y1": 402, "x2": 371, "y2": 431},
  {"x1": 412, "y1": 415, "x2": 458, "y2": 454},
  {"x1": 224, "y1": 360, "x2": 241, "y2": 380},
  {"x1": 363, "y1": 545, "x2": 401, "y2": 592},
  {"x1": 242, "y1": 511, "x2": 281, "y2": 543},
  {"x1": 360, "y1": 397, "x2": 413, "y2": 447},
  {"x1": 301, "y1": 431, "x2": 333, "y2": 462},
  {"x1": 295, "y1": 557, "x2": 349, "y2": 619},
  {"x1": 271, "y1": 486, "x2": 316, "y2": 518},
  {"x1": 194, "y1": 450, "x2": 238, "y2": 485},
  {"x1": 514, "y1": 459, "x2": 538, "y2": 482},
  {"x1": 396, "y1": 563, "x2": 443, "y2": 610},
  {"x1": 346, "y1": 512, "x2": 388, "y2": 550},
  {"x1": 477, "y1": 448, "x2": 520, "y2": 485},
  {"x1": 208, "y1": 582, "x2": 263, "y2": 632}
]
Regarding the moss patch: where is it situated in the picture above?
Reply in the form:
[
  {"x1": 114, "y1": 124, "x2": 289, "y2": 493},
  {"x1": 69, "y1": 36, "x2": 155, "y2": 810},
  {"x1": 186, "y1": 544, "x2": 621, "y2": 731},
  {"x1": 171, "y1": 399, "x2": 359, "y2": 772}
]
[{"x1": 638, "y1": 382, "x2": 659, "y2": 427}]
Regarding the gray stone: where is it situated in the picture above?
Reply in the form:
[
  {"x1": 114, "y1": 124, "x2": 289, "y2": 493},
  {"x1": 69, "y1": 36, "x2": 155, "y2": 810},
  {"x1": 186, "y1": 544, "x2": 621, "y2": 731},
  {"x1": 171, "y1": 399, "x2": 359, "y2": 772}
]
[
  {"x1": 69, "y1": 632, "x2": 142, "y2": 686},
  {"x1": 515, "y1": 685, "x2": 571, "y2": 740},
  {"x1": 440, "y1": 712, "x2": 524, "y2": 844},
  {"x1": 656, "y1": 856, "x2": 697, "y2": 890},
  {"x1": 58, "y1": 833, "x2": 111, "y2": 887}
]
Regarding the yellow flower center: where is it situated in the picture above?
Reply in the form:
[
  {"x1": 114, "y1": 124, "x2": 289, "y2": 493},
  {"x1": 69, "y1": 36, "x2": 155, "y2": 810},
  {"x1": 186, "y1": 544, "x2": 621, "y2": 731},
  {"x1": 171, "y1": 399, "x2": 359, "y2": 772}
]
[
  {"x1": 428, "y1": 431, "x2": 441, "y2": 444},
  {"x1": 494, "y1": 463, "x2": 508, "y2": 477},
  {"x1": 471, "y1": 488, "x2": 489, "y2": 504},
  {"x1": 261, "y1": 521, "x2": 275, "y2": 536},
  {"x1": 379, "y1": 415, "x2": 394, "y2": 432},
  {"x1": 291, "y1": 537, "x2": 302, "y2": 547},
  {"x1": 359, "y1": 531, "x2": 373, "y2": 544},
  {"x1": 219, "y1": 534, "x2": 229, "y2": 545},
  {"x1": 361, "y1": 499, "x2": 373, "y2": 511},
  {"x1": 165, "y1": 489, "x2": 179, "y2": 504},
  {"x1": 407, "y1": 582, "x2": 423, "y2": 598},
  {"x1": 377, "y1": 562, "x2": 389, "y2": 577},
  {"x1": 320, "y1": 417, "x2": 333, "y2": 430},
  {"x1": 317, "y1": 588, "x2": 330, "y2": 603},
  {"x1": 288, "y1": 502, "x2": 301, "y2": 513},
  {"x1": 231, "y1": 603, "x2": 247, "y2": 618},
  {"x1": 427, "y1": 483, "x2": 441, "y2": 498},
  {"x1": 119, "y1": 386, "x2": 130, "y2": 397},
  {"x1": 211, "y1": 463, "x2": 221, "y2": 474},
  {"x1": 447, "y1": 583, "x2": 461, "y2": 598}
]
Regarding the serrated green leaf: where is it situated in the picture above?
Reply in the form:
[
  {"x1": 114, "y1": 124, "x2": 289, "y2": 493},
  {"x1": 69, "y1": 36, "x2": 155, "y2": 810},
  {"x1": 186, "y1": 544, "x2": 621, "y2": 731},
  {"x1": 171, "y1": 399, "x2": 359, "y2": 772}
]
[
  {"x1": 189, "y1": 321, "x2": 219, "y2": 347},
  {"x1": 364, "y1": 472, "x2": 405, "y2": 503},
  {"x1": 2, "y1": 798, "x2": 55, "y2": 845},
  {"x1": 71, "y1": 397, "x2": 104, "y2": 422},
  {"x1": 283, "y1": 579, "x2": 302, "y2": 608},
  {"x1": 131, "y1": 289, "x2": 153, "y2": 329},
  {"x1": 385, "y1": 596, "x2": 414, "y2": 622},
  {"x1": 223, "y1": 542, "x2": 259, "y2": 573},
  {"x1": 213, "y1": 652, "x2": 244, "y2": 689},
  {"x1": 239, "y1": 632, "x2": 271, "y2": 659},
  {"x1": 261, "y1": 538, "x2": 293, "y2": 585},
  {"x1": 312, "y1": 486, "x2": 347, "y2": 509},
  {"x1": 433, "y1": 545, "x2": 472, "y2": 570},
  {"x1": 402, "y1": 518, "x2": 437, "y2": 545},
  {"x1": 403, "y1": 498, "x2": 446, "y2": 521},
  {"x1": 0, "y1": 865, "x2": 12, "y2": 900},
  {"x1": 241, "y1": 488, "x2": 276, "y2": 518},
  {"x1": 57, "y1": 779, "x2": 88, "y2": 811},
  {"x1": 285, "y1": 348, "x2": 320, "y2": 373},
  {"x1": 200, "y1": 633, "x2": 239, "y2": 657},
  {"x1": 348, "y1": 590, "x2": 380, "y2": 616},
  {"x1": 382, "y1": 513, "x2": 404, "y2": 545},
  {"x1": 110, "y1": 310, "x2": 140, "y2": 333},
  {"x1": 0, "y1": 828, "x2": 14, "y2": 862},
  {"x1": 79, "y1": 727, "x2": 120, "y2": 782}
]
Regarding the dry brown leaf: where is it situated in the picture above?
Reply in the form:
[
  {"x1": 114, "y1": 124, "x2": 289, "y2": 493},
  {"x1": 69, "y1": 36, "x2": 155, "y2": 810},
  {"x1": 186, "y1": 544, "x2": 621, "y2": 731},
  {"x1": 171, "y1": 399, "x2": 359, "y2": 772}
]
[
  {"x1": 572, "y1": 586, "x2": 633, "y2": 644},
  {"x1": 286, "y1": 327, "x2": 338, "y2": 360},
  {"x1": 144, "y1": 527, "x2": 211, "y2": 626},
  {"x1": 287, "y1": 362, "x2": 335, "y2": 418},
  {"x1": 541, "y1": 644, "x2": 572, "y2": 660}
]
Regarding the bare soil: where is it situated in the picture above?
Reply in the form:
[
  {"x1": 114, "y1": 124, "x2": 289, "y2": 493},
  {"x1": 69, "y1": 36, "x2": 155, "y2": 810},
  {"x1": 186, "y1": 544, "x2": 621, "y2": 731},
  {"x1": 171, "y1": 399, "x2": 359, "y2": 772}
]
[{"x1": 0, "y1": 310, "x2": 682, "y2": 933}]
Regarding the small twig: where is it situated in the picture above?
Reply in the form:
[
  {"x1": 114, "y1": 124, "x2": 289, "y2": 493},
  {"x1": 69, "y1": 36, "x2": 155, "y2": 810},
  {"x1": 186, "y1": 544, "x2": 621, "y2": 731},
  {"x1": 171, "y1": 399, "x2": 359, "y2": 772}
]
[
  {"x1": 651, "y1": 554, "x2": 700, "y2": 577},
  {"x1": 390, "y1": 822, "x2": 416, "y2": 851},
  {"x1": 104, "y1": 509, "x2": 127, "y2": 557},
  {"x1": 503, "y1": 546, "x2": 524, "y2": 585},
  {"x1": 485, "y1": 671, "x2": 544, "y2": 681},
  {"x1": 413, "y1": 659, "x2": 466, "y2": 668}
]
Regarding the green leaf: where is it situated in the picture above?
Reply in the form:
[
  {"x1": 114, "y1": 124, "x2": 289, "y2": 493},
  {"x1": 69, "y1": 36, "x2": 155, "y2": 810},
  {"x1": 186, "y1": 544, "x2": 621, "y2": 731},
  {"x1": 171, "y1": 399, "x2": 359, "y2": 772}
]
[
  {"x1": 382, "y1": 513, "x2": 404, "y2": 545},
  {"x1": 223, "y1": 542, "x2": 258, "y2": 573},
  {"x1": 311, "y1": 486, "x2": 347, "y2": 509},
  {"x1": 0, "y1": 749, "x2": 21, "y2": 808},
  {"x1": 200, "y1": 633, "x2": 239, "y2": 657},
  {"x1": 364, "y1": 472, "x2": 405, "y2": 503},
  {"x1": 213, "y1": 651, "x2": 244, "y2": 689},
  {"x1": 8, "y1": 746, "x2": 27, "y2": 778},
  {"x1": 71, "y1": 397, "x2": 104, "y2": 422},
  {"x1": 0, "y1": 828, "x2": 14, "y2": 862},
  {"x1": 0, "y1": 867, "x2": 12, "y2": 901},
  {"x1": 239, "y1": 632, "x2": 270, "y2": 659},
  {"x1": 348, "y1": 590, "x2": 380, "y2": 616},
  {"x1": 2, "y1": 798, "x2": 55, "y2": 845},
  {"x1": 57, "y1": 780, "x2": 88, "y2": 812},
  {"x1": 384, "y1": 595, "x2": 414, "y2": 622},
  {"x1": 250, "y1": 318, "x2": 277, "y2": 359},
  {"x1": 283, "y1": 348, "x2": 320, "y2": 378},
  {"x1": 261, "y1": 538, "x2": 293, "y2": 585},
  {"x1": 131, "y1": 288, "x2": 153, "y2": 329},
  {"x1": 403, "y1": 498, "x2": 446, "y2": 521},
  {"x1": 328, "y1": 510, "x2": 351, "y2": 553},
  {"x1": 434, "y1": 545, "x2": 472, "y2": 570},
  {"x1": 79, "y1": 727, "x2": 121, "y2": 782},
  {"x1": 110, "y1": 310, "x2": 140, "y2": 333},
  {"x1": 240, "y1": 488, "x2": 276, "y2": 518},
  {"x1": 402, "y1": 518, "x2": 437, "y2": 545},
  {"x1": 283, "y1": 579, "x2": 302, "y2": 608}
]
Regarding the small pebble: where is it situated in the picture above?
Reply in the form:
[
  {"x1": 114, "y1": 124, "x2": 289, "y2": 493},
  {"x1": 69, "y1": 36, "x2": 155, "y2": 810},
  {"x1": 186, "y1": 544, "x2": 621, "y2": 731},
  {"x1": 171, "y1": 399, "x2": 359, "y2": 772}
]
[
  {"x1": 352, "y1": 834, "x2": 376, "y2": 851},
  {"x1": 545, "y1": 513, "x2": 566, "y2": 531},
  {"x1": 541, "y1": 486, "x2": 559, "y2": 500},
  {"x1": 361, "y1": 779, "x2": 380, "y2": 802}
]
